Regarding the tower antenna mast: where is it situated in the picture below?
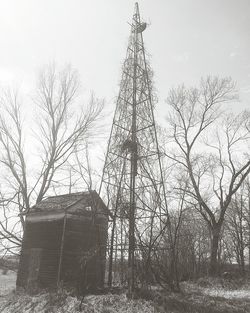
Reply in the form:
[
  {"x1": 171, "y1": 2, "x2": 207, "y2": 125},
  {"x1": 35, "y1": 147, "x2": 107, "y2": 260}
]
[{"x1": 99, "y1": 2, "x2": 168, "y2": 297}]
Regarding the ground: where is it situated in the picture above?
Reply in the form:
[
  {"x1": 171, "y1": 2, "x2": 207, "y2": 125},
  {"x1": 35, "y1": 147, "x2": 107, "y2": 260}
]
[
  {"x1": 0, "y1": 271, "x2": 16, "y2": 297},
  {"x1": 0, "y1": 271, "x2": 250, "y2": 312}
]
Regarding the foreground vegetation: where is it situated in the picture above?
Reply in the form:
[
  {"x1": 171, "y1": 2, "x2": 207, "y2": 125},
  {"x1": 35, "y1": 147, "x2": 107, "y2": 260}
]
[{"x1": 1, "y1": 271, "x2": 250, "y2": 313}]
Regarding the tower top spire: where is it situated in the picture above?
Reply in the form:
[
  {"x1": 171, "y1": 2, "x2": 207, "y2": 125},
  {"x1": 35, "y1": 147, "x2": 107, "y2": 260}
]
[
  {"x1": 135, "y1": 2, "x2": 139, "y2": 12},
  {"x1": 132, "y1": 2, "x2": 147, "y2": 33}
]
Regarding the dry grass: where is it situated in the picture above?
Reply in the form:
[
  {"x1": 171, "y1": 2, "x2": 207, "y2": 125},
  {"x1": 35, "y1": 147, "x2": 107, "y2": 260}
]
[
  {"x1": 1, "y1": 272, "x2": 250, "y2": 312},
  {"x1": 0, "y1": 292, "x2": 155, "y2": 313},
  {"x1": 152, "y1": 278, "x2": 250, "y2": 313},
  {"x1": 153, "y1": 290, "x2": 250, "y2": 313}
]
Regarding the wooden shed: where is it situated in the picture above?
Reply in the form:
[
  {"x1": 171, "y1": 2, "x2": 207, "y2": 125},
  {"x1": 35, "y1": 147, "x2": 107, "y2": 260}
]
[{"x1": 16, "y1": 191, "x2": 108, "y2": 293}]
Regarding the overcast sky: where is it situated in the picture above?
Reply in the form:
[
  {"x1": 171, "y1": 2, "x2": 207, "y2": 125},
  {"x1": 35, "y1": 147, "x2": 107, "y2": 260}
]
[{"x1": 0, "y1": 0, "x2": 249, "y2": 121}]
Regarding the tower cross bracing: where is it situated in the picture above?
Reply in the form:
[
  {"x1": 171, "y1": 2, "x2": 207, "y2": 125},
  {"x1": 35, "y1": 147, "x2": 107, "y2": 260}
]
[{"x1": 99, "y1": 2, "x2": 168, "y2": 295}]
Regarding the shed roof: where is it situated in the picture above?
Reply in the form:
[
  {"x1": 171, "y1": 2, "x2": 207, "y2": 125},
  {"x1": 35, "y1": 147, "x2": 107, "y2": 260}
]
[{"x1": 29, "y1": 190, "x2": 107, "y2": 214}]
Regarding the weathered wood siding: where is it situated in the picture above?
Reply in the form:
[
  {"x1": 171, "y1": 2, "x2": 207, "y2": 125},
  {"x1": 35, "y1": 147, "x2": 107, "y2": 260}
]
[
  {"x1": 61, "y1": 214, "x2": 108, "y2": 289},
  {"x1": 16, "y1": 191, "x2": 108, "y2": 293},
  {"x1": 16, "y1": 219, "x2": 63, "y2": 289}
]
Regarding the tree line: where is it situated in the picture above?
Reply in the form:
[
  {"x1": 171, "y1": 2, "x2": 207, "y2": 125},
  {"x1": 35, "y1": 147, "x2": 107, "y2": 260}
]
[{"x1": 0, "y1": 65, "x2": 250, "y2": 290}]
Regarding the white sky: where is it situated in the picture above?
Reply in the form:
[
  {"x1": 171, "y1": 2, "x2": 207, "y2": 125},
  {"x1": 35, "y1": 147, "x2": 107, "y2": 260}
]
[{"x1": 0, "y1": 0, "x2": 249, "y2": 121}]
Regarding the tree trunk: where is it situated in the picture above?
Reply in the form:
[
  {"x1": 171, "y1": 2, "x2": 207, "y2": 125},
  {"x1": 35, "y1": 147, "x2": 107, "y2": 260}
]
[
  {"x1": 239, "y1": 248, "x2": 245, "y2": 275},
  {"x1": 108, "y1": 217, "x2": 116, "y2": 287},
  {"x1": 209, "y1": 224, "x2": 221, "y2": 276},
  {"x1": 248, "y1": 189, "x2": 250, "y2": 272}
]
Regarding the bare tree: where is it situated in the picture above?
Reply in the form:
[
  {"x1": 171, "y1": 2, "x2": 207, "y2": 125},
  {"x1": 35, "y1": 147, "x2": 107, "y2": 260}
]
[
  {"x1": 224, "y1": 179, "x2": 250, "y2": 274},
  {"x1": 0, "y1": 64, "x2": 104, "y2": 253},
  {"x1": 165, "y1": 76, "x2": 250, "y2": 274},
  {"x1": 225, "y1": 196, "x2": 246, "y2": 274}
]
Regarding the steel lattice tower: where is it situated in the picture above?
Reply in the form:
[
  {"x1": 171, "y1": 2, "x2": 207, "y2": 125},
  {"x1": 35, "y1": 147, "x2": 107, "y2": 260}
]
[{"x1": 99, "y1": 3, "x2": 167, "y2": 295}]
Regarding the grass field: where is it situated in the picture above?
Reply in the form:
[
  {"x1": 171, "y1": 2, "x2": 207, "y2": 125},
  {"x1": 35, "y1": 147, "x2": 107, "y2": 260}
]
[{"x1": 0, "y1": 271, "x2": 16, "y2": 297}]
